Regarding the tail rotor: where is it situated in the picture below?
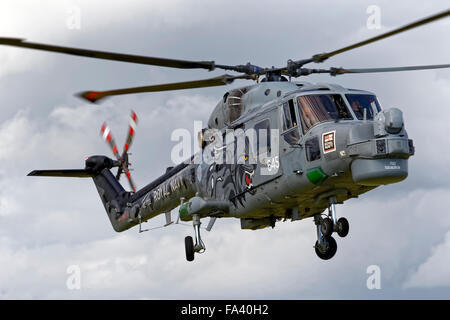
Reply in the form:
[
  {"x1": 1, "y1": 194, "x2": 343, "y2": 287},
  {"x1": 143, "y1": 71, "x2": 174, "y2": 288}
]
[{"x1": 100, "y1": 110, "x2": 138, "y2": 192}]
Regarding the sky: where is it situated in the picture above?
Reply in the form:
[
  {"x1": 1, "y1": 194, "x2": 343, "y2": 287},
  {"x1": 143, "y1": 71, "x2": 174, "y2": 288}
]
[{"x1": 0, "y1": 0, "x2": 449, "y2": 299}]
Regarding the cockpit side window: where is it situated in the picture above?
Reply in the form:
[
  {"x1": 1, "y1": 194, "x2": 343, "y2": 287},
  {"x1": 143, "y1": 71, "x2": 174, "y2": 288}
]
[
  {"x1": 345, "y1": 94, "x2": 381, "y2": 120},
  {"x1": 297, "y1": 94, "x2": 353, "y2": 134},
  {"x1": 281, "y1": 100, "x2": 300, "y2": 145},
  {"x1": 282, "y1": 100, "x2": 298, "y2": 131}
]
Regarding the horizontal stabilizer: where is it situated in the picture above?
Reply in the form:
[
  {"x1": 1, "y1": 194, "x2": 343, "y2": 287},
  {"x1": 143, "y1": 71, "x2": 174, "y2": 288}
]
[{"x1": 27, "y1": 169, "x2": 95, "y2": 178}]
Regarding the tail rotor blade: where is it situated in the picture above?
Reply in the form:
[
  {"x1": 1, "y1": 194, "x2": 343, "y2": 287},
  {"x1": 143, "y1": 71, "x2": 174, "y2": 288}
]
[
  {"x1": 123, "y1": 110, "x2": 138, "y2": 155},
  {"x1": 125, "y1": 169, "x2": 137, "y2": 192},
  {"x1": 100, "y1": 112, "x2": 138, "y2": 192},
  {"x1": 118, "y1": 110, "x2": 139, "y2": 191},
  {"x1": 100, "y1": 122, "x2": 121, "y2": 160}
]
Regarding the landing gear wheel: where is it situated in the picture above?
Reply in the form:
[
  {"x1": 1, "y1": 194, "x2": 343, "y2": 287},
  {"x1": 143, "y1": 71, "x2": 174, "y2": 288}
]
[
  {"x1": 315, "y1": 236, "x2": 337, "y2": 260},
  {"x1": 336, "y1": 217, "x2": 349, "y2": 238},
  {"x1": 321, "y1": 217, "x2": 334, "y2": 237},
  {"x1": 185, "y1": 236, "x2": 194, "y2": 262}
]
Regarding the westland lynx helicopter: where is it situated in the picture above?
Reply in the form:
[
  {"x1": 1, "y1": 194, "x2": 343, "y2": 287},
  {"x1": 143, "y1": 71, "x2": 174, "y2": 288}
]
[{"x1": 2, "y1": 10, "x2": 449, "y2": 260}]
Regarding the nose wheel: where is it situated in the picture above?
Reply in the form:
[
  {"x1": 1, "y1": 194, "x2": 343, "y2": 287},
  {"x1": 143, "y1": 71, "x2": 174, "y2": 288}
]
[
  {"x1": 315, "y1": 236, "x2": 337, "y2": 260},
  {"x1": 336, "y1": 217, "x2": 349, "y2": 238},
  {"x1": 320, "y1": 217, "x2": 334, "y2": 237},
  {"x1": 314, "y1": 214, "x2": 338, "y2": 260},
  {"x1": 313, "y1": 198, "x2": 350, "y2": 260}
]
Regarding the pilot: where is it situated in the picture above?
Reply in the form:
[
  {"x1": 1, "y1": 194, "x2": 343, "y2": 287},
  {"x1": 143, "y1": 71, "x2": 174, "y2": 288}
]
[{"x1": 351, "y1": 100, "x2": 364, "y2": 119}]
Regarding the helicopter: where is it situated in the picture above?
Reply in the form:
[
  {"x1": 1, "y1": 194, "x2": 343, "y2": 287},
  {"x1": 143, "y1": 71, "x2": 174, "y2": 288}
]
[{"x1": 1, "y1": 9, "x2": 449, "y2": 261}]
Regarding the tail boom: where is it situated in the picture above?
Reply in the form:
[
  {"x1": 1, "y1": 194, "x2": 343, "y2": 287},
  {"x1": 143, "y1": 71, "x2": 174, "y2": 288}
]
[
  {"x1": 28, "y1": 155, "x2": 198, "y2": 233},
  {"x1": 113, "y1": 161, "x2": 197, "y2": 232}
]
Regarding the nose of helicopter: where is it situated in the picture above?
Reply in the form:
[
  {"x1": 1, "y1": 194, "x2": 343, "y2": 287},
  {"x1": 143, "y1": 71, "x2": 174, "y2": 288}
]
[
  {"x1": 351, "y1": 157, "x2": 409, "y2": 186},
  {"x1": 347, "y1": 111, "x2": 415, "y2": 186}
]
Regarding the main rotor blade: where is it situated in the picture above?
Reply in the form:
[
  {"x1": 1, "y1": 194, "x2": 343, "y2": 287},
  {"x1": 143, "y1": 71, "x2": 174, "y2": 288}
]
[
  {"x1": 300, "y1": 64, "x2": 450, "y2": 76},
  {"x1": 79, "y1": 74, "x2": 251, "y2": 103},
  {"x1": 294, "y1": 9, "x2": 450, "y2": 66},
  {"x1": 28, "y1": 169, "x2": 95, "y2": 178},
  {"x1": 330, "y1": 64, "x2": 450, "y2": 75},
  {"x1": 0, "y1": 37, "x2": 218, "y2": 70}
]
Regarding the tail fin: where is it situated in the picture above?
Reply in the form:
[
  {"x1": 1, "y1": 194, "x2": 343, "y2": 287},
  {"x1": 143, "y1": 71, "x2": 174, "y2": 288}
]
[
  {"x1": 28, "y1": 155, "x2": 131, "y2": 232},
  {"x1": 92, "y1": 168, "x2": 130, "y2": 232}
]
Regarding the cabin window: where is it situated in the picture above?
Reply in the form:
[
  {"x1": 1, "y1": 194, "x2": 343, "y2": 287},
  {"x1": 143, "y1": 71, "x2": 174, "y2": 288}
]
[
  {"x1": 305, "y1": 136, "x2": 321, "y2": 161},
  {"x1": 224, "y1": 88, "x2": 248, "y2": 123},
  {"x1": 297, "y1": 94, "x2": 352, "y2": 133},
  {"x1": 345, "y1": 94, "x2": 381, "y2": 120}
]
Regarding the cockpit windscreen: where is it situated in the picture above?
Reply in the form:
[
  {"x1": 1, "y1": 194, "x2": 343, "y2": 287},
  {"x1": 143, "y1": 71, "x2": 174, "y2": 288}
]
[
  {"x1": 345, "y1": 94, "x2": 382, "y2": 120},
  {"x1": 297, "y1": 94, "x2": 352, "y2": 133}
]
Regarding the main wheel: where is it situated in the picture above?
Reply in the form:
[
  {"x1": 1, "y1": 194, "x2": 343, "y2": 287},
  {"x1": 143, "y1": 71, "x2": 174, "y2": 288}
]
[
  {"x1": 185, "y1": 236, "x2": 194, "y2": 262},
  {"x1": 320, "y1": 217, "x2": 334, "y2": 237},
  {"x1": 336, "y1": 217, "x2": 349, "y2": 238},
  {"x1": 315, "y1": 236, "x2": 337, "y2": 260}
]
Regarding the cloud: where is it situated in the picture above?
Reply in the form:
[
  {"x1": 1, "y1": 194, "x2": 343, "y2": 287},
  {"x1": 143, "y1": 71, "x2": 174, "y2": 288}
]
[
  {"x1": 0, "y1": 0, "x2": 449, "y2": 299},
  {"x1": 0, "y1": 110, "x2": 35, "y2": 161},
  {"x1": 403, "y1": 231, "x2": 450, "y2": 289}
]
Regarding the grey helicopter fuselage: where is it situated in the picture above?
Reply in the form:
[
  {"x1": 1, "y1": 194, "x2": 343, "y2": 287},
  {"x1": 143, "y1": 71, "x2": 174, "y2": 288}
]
[
  {"x1": 90, "y1": 80, "x2": 414, "y2": 233},
  {"x1": 20, "y1": 9, "x2": 448, "y2": 261}
]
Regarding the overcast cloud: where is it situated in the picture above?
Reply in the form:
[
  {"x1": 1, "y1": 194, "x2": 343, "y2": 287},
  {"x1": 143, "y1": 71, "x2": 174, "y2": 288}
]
[{"x1": 0, "y1": 0, "x2": 449, "y2": 299}]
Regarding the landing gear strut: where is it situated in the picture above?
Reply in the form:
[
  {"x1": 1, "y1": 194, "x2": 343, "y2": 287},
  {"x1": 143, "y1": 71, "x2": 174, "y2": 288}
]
[
  {"x1": 327, "y1": 197, "x2": 350, "y2": 238},
  {"x1": 313, "y1": 198, "x2": 350, "y2": 260},
  {"x1": 185, "y1": 214, "x2": 206, "y2": 262}
]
